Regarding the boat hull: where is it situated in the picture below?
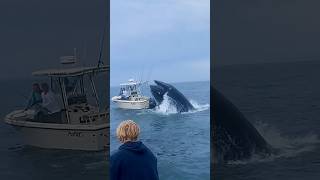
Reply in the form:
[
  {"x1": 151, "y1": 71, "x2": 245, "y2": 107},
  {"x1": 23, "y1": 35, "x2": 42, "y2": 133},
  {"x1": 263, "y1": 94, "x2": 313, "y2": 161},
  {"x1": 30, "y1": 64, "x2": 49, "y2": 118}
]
[
  {"x1": 5, "y1": 114, "x2": 109, "y2": 151},
  {"x1": 112, "y1": 99, "x2": 149, "y2": 109}
]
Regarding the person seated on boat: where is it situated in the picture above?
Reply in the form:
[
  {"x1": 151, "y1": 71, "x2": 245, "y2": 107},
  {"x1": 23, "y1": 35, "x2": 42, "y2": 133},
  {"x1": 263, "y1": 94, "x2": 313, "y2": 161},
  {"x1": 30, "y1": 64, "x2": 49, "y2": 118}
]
[
  {"x1": 119, "y1": 88, "x2": 129, "y2": 100},
  {"x1": 25, "y1": 83, "x2": 42, "y2": 111},
  {"x1": 40, "y1": 83, "x2": 61, "y2": 115},
  {"x1": 122, "y1": 89, "x2": 129, "y2": 97},
  {"x1": 119, "y1": 87, "x2": 124, "y2": 96},
  {"x1": 110, "y1": 120, "x2": 159, "y2": 180},
  {"x1": 33, "y1": 83, "x2": 62, "y2": 123}
]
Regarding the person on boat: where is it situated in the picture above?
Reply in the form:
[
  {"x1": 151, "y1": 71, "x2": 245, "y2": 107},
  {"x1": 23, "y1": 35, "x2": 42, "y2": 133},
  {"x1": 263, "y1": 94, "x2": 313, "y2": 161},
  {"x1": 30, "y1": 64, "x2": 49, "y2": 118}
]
[
  {"x1": 25, "y1": 83, "x2": 42, "y2": 110},
  {"x1": 119, "y1": 87, "x2": 124, "y2": 96},
  {"x1": 110, "y1": 120, "x2": 159, "y2": 180},
  {"x1": 122, "y1": 89, "x2": 129, "y2": 97},
  {"x1": 40, "y1": 83, "x2": 61, "y2": 114},
  {"x1": 119, "y1": 87, "x2": 129, "y2": 100}
]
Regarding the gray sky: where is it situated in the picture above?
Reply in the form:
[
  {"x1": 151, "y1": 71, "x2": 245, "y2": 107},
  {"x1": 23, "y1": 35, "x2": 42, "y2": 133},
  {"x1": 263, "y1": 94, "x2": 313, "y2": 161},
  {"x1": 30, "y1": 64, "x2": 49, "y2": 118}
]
[
  {"x1": 110, "y1": 0, "x2": 210, "y2": 86},
  {"x1": 214, "y1": 0, "x2": 320, "y2": 66},
  {"x1": 0, "y1": 0, "x2": 107, "y2": 80},
  {"x1": 2, "y1": 1, "x2": 320, "y2": 81}
]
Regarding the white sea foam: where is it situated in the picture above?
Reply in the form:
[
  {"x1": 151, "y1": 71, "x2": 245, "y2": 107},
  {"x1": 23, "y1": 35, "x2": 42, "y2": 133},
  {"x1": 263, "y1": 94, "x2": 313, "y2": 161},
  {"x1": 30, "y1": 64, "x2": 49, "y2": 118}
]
[
  {"x1": 227, "y1": 121, "x2": 320, "y2": 165},
  {"x1": 152, "y1": 94, "x2": 209, "y2": 115},
  {"x1": 153, "y1": 94, "x2": 178, "y2": 115},
  {"x1": 187, "y1": 99, "x2": 210, "y2": 113}
]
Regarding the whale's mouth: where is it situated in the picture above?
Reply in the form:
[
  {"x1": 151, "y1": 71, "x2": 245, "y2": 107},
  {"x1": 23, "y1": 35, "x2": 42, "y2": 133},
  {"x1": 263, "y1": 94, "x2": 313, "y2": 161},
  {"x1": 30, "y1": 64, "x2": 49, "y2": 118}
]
[
  {"x1": 150, "y1": 84, "x2": 166, "y2": 103},
  {"x1": 150, "y1": 80, "x2": 174, "y2": 104},
  {"x1": 150, "y1": 80, "x2": 197, "y2": 113}
]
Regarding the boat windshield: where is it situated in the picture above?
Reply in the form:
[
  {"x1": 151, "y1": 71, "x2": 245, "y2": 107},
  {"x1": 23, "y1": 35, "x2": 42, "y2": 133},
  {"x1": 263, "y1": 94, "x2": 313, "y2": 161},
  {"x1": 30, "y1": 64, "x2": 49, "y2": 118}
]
[{"x1": 119, "y1": 84, "x2": 141, "y2": 97}]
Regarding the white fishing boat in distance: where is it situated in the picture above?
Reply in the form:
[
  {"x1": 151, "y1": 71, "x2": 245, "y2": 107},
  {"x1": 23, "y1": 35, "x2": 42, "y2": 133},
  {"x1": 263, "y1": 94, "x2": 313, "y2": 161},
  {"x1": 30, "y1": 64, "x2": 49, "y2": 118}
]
[
  {"x1": 4, "y1": 65, "x2": 109, "y2": 151},
  {"x1": 111, "y1": 79, "x2": 156, "y2": 110}
]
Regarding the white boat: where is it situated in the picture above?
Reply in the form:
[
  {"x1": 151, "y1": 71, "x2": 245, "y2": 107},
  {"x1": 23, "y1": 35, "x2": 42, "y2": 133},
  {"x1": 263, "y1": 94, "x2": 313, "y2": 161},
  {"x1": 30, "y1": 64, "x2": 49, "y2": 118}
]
[
  {"x1": 4, "y1": 65, "x2": 109, "y2": 151},
  {"x1": 111, "y1": 79, "x2": 156, "y2": 110}
]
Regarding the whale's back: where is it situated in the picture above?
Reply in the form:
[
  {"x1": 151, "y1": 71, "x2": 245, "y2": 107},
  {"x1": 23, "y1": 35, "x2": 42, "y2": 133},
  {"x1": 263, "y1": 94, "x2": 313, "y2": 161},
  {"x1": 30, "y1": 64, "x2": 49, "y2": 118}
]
[{"x1": 167, "y1": 86, "x2": 194, "y2": 112}]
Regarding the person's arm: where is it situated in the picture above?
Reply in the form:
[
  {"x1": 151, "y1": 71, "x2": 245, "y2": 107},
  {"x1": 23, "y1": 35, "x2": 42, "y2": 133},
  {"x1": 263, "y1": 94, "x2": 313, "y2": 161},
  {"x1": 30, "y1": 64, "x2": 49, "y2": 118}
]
[
  {"x1": 41, "y1": 94, "x2": 50, "y2": 108},
  {"x1": 29, "y1": 93, "x2": 42, "y2": 108},
  {"x1": 34, "y1": 93, "x2": 43, "y2": 104}
]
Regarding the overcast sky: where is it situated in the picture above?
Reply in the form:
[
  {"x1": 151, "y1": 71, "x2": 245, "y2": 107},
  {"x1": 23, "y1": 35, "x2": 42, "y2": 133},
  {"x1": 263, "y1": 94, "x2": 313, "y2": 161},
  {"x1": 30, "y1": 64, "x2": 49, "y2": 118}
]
[
  {"x1": 214, "y1": 0, "x2": 320, "y2": 66},
  {"x1": 0, "y1": 0, "x2": 107, "y2": 80},
  {"x1": 2, "y1": 1, "x2": 320, "y2": 83},
  {"x1": 110, "y1": 0, "x2": 210, "y2": 86}
]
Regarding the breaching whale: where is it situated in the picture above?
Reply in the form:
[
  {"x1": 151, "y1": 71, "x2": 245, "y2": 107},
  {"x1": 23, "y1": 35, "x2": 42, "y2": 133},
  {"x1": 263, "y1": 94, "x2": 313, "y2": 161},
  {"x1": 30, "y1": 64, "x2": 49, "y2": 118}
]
[
  {"x1": 150, "y1": 80, "x2": 195, "y2": 112},
  {"x1": 212, "y1": 87, "x2": 272, "y2": 162}
]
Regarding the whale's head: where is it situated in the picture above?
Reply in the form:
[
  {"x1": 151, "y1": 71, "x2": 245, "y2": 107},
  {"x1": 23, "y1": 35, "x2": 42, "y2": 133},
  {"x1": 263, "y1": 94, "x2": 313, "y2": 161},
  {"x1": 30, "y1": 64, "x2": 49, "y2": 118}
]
[
  {"x1": 150, "y1": 80, "x2": 173, "y2": 103},
  {"x1": 150, "y1": 80, "x2": 195, "y2": 112},
  {"x1": 150, "y1": 82, "x2": 165, "y2": 103},
  {"x1": 154, "y1": 80, "x2": 173, "y2": 90}
]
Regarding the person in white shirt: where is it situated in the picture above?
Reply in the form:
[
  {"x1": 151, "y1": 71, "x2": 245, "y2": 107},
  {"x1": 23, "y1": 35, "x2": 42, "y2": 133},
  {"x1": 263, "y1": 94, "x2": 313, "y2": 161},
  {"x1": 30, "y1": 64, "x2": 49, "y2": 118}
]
[
  {"x1": 122, "y1": 90, "x2": 129, "y2": 97},
  {"x1": 40, "y1": 83, "x2": 61, "y2": 114}
]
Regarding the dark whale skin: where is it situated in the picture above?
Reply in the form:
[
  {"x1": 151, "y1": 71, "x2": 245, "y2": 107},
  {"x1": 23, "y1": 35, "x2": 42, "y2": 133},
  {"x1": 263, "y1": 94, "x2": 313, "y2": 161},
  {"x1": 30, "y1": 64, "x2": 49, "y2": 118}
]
[
  {"x1": 150, "y1": 80, "x2": 194, "y2": 112},
  {"x1": 212, "y1": 87, "x2": 272, "y2": 162}
]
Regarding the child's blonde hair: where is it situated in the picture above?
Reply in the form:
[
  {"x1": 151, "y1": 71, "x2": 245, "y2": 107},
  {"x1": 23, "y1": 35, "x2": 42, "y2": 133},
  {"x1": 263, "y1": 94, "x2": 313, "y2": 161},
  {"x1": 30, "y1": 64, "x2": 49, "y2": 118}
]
[{"x1": 116, "y1": 120, "x2": 140, "y2": 143}]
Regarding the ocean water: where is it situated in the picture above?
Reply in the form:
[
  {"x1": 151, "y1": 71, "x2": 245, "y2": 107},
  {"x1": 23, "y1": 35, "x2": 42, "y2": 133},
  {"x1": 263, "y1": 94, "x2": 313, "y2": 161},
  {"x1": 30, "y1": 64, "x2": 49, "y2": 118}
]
[
  {"x1": 213, "y1": 61, "x2": 320, "y2": 180},
  {"x1": 110, "y1": 81, "x2": 210, "y2": 180},
  {"x1": 0, "y1": 78, "x2": 109, "y2": 180}
]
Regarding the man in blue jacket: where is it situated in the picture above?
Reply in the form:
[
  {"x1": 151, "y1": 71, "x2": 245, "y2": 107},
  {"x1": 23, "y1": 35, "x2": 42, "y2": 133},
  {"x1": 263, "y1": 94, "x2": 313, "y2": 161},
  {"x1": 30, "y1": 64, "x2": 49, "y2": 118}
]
[{"x1": 110, "y1": 120, "x2": 159, "y2": 180}]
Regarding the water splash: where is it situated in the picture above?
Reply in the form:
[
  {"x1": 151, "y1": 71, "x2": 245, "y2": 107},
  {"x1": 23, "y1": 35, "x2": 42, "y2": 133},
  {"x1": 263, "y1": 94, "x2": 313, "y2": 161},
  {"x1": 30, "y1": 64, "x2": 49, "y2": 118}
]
[
  {"x1": 151, "y1": 94, "x2": 209, "y2": 115},
  {"x1": 227, "y1": 121, "x2": 320, "y2": 165},
  {"x1": 187, "y1": 100, "x2": 210, "y2": 113},
  {"x1": 153, "y1": 93, "x2": 178, "y2": 115}
]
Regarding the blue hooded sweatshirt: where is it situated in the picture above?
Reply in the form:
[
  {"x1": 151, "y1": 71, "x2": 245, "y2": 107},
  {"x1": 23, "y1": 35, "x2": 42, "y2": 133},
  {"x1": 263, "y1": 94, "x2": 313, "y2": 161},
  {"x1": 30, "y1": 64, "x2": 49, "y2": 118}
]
[{"x1": 110, "y1": 141, "x2": 159, "y2": 180}]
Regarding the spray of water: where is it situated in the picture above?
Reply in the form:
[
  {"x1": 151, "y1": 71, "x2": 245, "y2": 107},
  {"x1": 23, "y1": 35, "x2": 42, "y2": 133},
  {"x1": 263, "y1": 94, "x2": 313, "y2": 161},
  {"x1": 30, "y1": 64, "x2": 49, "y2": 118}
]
[
  {"x1": 153, "y1": 93, "x2": 178, "y2": 115},
  {"x1": 188, "y1": 100, "x2": 210, "y2": 113},
  {"x1": 227, "y1": 121, "x2": 320, "y2": 165},
  {"x1": 152, "y1": 94, "x2": 209, "y2": 115}
]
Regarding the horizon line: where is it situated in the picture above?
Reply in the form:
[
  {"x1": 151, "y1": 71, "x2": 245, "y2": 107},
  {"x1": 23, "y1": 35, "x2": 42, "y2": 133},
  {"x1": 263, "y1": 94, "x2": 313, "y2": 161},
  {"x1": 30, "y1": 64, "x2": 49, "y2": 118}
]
[{"x1": 110, "y1": 79, "x2": 209, "y2": 88}]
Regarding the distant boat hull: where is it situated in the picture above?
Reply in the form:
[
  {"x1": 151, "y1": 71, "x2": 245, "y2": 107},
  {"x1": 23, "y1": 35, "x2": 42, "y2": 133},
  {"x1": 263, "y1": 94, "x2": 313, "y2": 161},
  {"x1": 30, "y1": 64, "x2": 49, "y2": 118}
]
[{"x1": 112, "y1": 96, "x2": 150, "y2": 109}]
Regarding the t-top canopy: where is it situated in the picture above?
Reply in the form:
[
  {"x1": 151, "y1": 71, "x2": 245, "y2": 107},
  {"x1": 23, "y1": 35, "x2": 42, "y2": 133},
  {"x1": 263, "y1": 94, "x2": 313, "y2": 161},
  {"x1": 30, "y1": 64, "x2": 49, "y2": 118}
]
[
  {"x1": 32, "y1": 66, "x2": 109, "y2": 77},
  {"x1": 119, "y1": 79, "x2": 147, "y2": 86}
]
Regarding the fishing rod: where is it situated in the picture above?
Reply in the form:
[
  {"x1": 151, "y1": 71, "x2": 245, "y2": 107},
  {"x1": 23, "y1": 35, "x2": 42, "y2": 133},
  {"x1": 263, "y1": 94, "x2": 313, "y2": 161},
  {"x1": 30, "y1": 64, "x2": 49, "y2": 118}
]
[
  {"x1": 97, "y1": 25, "x2": 106, "y2": 68},
  {"x1": 97, "y1": 9, "x2": 108, "y2": 68},
  {"x1": 96, "y1": 12, "x2": 109, "y2": 110}
]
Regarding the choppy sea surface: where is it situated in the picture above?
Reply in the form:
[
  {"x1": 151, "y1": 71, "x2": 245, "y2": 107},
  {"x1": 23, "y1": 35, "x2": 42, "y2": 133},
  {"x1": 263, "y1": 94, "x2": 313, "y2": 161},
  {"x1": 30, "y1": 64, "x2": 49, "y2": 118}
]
[
  {"x1": 214, "y1": 61, "x2": 320, "y2": 180},
  {"x1": 0, "y1": 77, "x2": 109, "y2": 180},
  {"x1": 110, "y1": 81, "x2": 210, "y2": 180}
]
